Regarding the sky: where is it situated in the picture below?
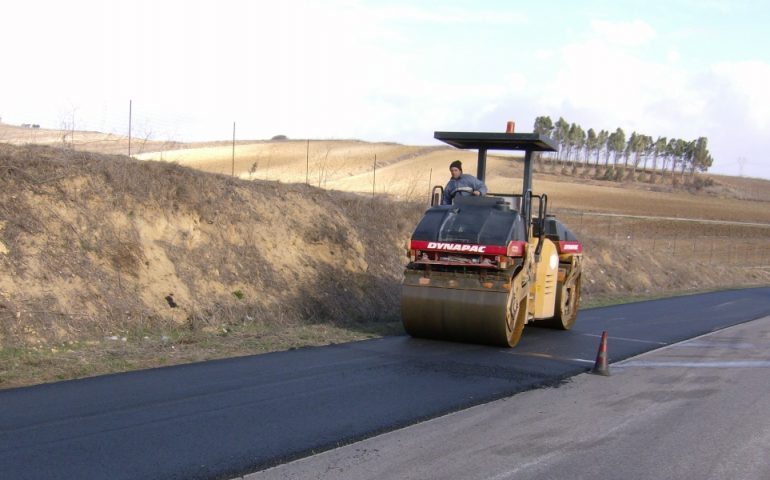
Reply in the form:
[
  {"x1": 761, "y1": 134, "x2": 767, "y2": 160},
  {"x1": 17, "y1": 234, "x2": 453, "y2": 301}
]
[{"x1": 1, "y1": 0, "x2": 769, "y2": 178}]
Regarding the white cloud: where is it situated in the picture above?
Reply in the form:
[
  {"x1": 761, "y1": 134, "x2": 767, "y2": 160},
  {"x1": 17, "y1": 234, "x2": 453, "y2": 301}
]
[
  {"x1": 538, "y1": 38, "x2": 703, "y2": 135},
  {"x1": 368, "y1": 4, "x2": 528, "y2": 25},
  {"x1": 527, "y1": 19, "x2": 770, "y2": 177},
  {"x1": 590, "y1": 19, "x2": 656, "y2": 47},
  {"x1": 0, "y1": 3, "x2": 767, "y2": 178},
  {"x1": 711, "y1": 61, "x2": 770, "y2": 130},
  {"x1": 667, "y1": 50, "x2": 681, "y2": 63},
  {"x1": 535, "y1": 49, "x2": 555, "y2": 61},
  {"x1": 537, "y1": 20, "x2": 670, "y2": 128},
  {"x1": 681, "y1": 0, "x2": 733, "y2": 14}
]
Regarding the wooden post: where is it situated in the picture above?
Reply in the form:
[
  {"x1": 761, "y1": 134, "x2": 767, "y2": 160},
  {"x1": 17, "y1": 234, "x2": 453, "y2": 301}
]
[
  {"x1": 372, "y1": 154, "x2": 377, "y2": 198},
  {"x1": 128, "y1": 100, "x2": 132, "y2": 156},
  {"x1": 306, "y1": 139, "x2": 310, "y2": 185},
  {"x1": 231, "y1": 122, "x2": 236, "y2": 177}
]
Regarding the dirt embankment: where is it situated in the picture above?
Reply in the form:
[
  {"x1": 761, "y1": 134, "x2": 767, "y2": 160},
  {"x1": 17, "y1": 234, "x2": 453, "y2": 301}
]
[
  {"x1": 0, "y1": 144, "x2": 768, "y2": 363},
  {"x1": 0, "y1": 144, "x2": 422, "y2": 348}
]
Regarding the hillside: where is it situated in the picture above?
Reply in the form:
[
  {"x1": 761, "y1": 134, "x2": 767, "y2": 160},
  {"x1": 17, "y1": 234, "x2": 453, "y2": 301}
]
[
  {"x1": 5, "y1": 120, "x2": 769, "y2": 207},
  {"x1": 137, "y1": 139, "x2": 770, "y2": 222},
  {"x1": 1, "y1": 143, "x2": 770, "y2": 388},
  {"x1": 0, "y1": 122, "x2": 188, "y2": 156}
]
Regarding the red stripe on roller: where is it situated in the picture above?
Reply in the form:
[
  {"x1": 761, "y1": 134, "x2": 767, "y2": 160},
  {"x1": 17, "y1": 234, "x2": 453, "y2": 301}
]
[
  {"x1": 558, "y1": 241, "x2": 583, "y2": 254},
  {"x1": 506, "y1": 241, "x2": 527, "y2": 257},
  {"x1": 410, "y1": 240, "x2": 508, "y2": 255}
]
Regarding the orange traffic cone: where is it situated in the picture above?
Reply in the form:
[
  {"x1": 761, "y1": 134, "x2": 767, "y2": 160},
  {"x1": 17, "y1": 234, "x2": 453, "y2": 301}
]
[{"x1": 591, "y1": 331, "x2": 610, "y2": 376}]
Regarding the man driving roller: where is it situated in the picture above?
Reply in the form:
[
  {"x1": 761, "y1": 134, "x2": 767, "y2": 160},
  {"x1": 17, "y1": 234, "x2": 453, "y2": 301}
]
[{"x1": 442, "y1": 160, "x2": 487, "y2": 204}]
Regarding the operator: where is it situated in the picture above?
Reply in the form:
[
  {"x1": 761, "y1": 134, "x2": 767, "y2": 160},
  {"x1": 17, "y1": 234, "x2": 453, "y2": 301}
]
[{"x1": 442, "y1": 160, "x2": 487, "y2": 204}]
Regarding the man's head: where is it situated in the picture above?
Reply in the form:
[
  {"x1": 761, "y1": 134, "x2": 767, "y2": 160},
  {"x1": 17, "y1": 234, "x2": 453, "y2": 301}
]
[{"x1": 449, "y1": 160, "x2": 462, "y2": 179}]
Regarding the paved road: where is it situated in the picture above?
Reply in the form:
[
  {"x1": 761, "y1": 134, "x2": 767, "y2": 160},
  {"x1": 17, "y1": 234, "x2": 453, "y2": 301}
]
[
  {"x1": 251, "y1": 315, "x2": 770, "y2": 480},
  {"x1": 1, "y1": 288, "x2": 769, "y2": 480}
]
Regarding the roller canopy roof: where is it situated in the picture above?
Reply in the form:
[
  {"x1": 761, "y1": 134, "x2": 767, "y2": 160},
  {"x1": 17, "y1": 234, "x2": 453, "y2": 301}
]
[{"x1": 434, "y1": 132, "x2": 558, "y2": 152}]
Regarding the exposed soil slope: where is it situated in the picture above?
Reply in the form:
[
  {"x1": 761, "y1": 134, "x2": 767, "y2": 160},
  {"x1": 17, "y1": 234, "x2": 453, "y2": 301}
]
[{"x1": 0, "y1": 144, "x2": 421, "y2": 348}]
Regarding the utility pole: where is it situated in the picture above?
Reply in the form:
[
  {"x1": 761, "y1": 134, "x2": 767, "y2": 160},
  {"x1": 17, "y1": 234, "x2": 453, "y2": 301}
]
[
  {"x1": 128, "y1": 100, "x2": 132, "y2": 156},
  {"x1": 737, "y1": 157, "x2": 747, "y2": 177},
  {"x1": 231, "y1": 122, "x2": 236, "y2": 177}
]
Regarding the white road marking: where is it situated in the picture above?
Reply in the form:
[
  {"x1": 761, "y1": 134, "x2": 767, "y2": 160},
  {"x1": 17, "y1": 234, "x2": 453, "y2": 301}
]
[
  {"x1": 482, "y1": 451, "x2": 564, "y2": 480},
  {"x1": 507, "y1": 351, "x2": 595, "y2": 364},
  {"x1": 714, "y1": 300, "x2": 738, "y2": 308},
  {"x1": 673, "y1": 340, "x2": 756, "y2": 349},
  {"x1": 616, "y1": 360, "x2": 770, "y2": 368},
  {"x1": 566, "y1": 357, "x2": 596, "y2": 364},
  {"x1": 581, "y1": 333, "x2": 667, "y2": 345}
]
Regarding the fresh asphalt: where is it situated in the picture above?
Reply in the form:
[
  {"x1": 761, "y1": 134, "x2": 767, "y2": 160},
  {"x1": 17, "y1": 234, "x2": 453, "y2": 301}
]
[
  {"x1": 1, "y1": 288, "x2": 769, "y2": 480},
  {"x1": 249, "y1": 315, "x2": 770, "y2": 480}
]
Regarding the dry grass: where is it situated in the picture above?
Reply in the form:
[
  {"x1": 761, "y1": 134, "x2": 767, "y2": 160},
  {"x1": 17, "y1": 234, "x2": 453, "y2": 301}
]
[
  {"x1": 138, "y1": 139, "x2": 770, "y2": 222},
  {"x1": 0, "y1": 122, "x2": 189, "y2": 156}
]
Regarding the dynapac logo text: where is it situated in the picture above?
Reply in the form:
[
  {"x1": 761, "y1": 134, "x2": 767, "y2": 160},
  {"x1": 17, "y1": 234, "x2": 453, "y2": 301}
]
[{"x1": 426, "y1": 242, "x2": 487, "y2": 253}]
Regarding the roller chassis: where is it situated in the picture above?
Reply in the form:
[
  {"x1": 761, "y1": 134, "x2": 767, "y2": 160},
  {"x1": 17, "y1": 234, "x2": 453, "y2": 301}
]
[{"x1": 401, "y1": 130, "x2": 584, "y2": 347}]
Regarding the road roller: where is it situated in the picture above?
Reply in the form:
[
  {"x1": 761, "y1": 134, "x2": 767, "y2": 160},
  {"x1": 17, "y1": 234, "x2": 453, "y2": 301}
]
[{"x1": 401, "y1": 128, "x2": 583, "y2": 347}]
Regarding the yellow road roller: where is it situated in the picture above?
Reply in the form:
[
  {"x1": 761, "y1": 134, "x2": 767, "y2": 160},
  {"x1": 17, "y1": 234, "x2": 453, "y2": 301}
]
[{"x1": 401, "y1": 128, "x2": 583, "y2": 347}]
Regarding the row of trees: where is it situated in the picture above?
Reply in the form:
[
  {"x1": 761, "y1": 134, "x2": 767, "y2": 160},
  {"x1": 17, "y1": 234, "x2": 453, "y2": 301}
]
[{"x1": 532, "y1": 116, "x2": 714, "y2": 184}]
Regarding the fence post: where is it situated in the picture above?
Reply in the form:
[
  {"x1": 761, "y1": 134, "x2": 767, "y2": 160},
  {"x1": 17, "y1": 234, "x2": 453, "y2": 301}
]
[
  {"x1": 372, "y1": 154, "x2": 377, "y2": 198},
  {"x1": 744, "y1": 243, "x2": 748, "y2": 267},
  {"x1": 231, "y1": 122, "x2": 236, "y2": 177},
  {"x1": 128, "y1": 99, "x2": 132, "y2": 156},
  {"x1": 691, "y1": 226, "x2": 697, "y2": 255},
  {"x1": 672, "y1": 231, "x2": 677, "y2": 255}
]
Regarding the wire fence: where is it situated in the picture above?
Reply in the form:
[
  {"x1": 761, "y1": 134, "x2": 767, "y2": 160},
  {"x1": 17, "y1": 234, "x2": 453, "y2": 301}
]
[
  {"x1": 555, "y1": 210, "x2": 770, "y2": 267},
  {"x1": 0, "y1": 104, "x2": 199, "y2": 157}
]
